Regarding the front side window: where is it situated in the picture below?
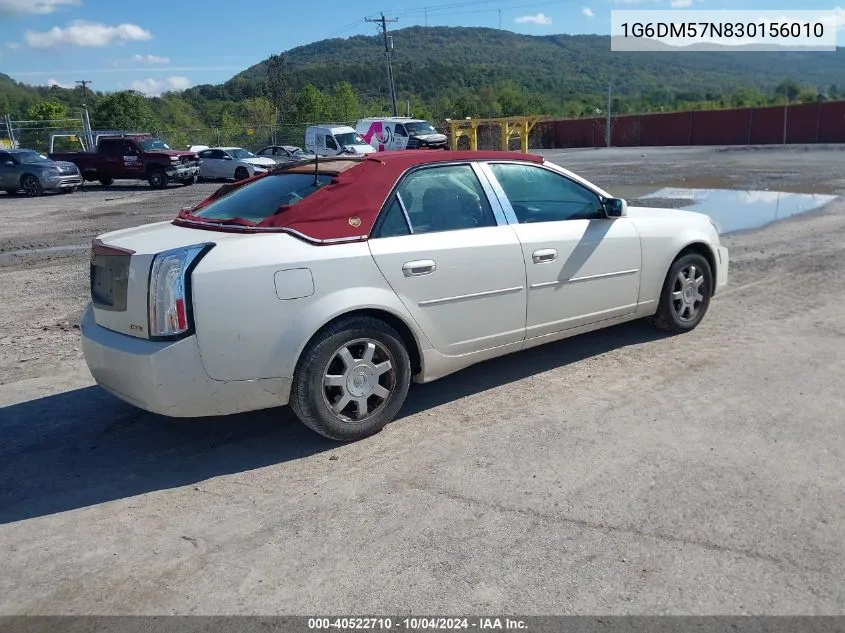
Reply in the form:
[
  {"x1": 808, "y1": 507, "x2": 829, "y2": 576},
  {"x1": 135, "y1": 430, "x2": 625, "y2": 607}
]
[
  {"x1": 325, "y1": 136, "x2": 338, "y2": 150},
  {"x1": 394, "y1": 124, "x2": 408, "y2": 137},
  {"x1": 489, "y1": 163, "x2": 602, "y2": 223},
  {"x1": 374, "y1": 164, "x2": 496, "y2": 237},
  {"x1": 191, "y1": 173, "x2": 334, "y2": 222},
  {"x1": 137, "y1": 138, "x2": 170, "y2": 151}
]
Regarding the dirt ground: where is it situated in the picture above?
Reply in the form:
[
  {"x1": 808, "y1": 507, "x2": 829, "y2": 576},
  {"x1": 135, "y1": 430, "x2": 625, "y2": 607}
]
[{"x1": 1, "y1": 146, "x2": 844, "y2": 614}]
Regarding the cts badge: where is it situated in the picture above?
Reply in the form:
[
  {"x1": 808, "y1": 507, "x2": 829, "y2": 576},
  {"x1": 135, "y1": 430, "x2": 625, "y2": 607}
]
[{"x1": 348, "y1": 216, "x2": 362, "y2": 228}]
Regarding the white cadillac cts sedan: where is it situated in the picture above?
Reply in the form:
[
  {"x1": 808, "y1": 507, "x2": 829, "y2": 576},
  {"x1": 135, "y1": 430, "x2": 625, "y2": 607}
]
[{"x1": 82, "y1": 150, "x2": 729, "y2": 441}]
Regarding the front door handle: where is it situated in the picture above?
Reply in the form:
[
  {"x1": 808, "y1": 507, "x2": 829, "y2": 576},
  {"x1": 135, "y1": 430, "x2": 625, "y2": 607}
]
[
  {"x1": 402, "y1": 259, "x2": 436, "y2": 277},
  {"x1": 532, "y1": 248, "x2": 558, "y2": 264}
]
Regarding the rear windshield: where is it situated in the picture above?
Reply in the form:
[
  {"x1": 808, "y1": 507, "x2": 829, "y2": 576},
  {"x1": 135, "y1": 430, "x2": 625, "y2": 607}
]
[{"x1": 192, "y1": 173, "x2": 334, "y2": 222}]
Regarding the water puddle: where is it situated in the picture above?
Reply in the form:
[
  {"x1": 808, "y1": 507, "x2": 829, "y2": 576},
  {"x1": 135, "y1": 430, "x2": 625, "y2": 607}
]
[{"x1": 638, "y1": 188, "x2": 838, "y2": 234}]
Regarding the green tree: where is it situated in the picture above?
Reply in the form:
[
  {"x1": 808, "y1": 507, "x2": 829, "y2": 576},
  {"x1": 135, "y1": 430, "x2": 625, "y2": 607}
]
[
  {"x1": 774, "y1": 78, "x2": 802, "y2": 103},
  {"x1": 296, "y1": 84, "x2": 326, "y2": 122},
  {"x1": 829, "y1": 84, "x2": 839, "y2": 99},
  {"x1": 327, "y1": 82, "x2": 359, "y2": 121},
  {"x1": 26, "y1": 100, "x2": 67, "y2": 121},
  {"x1": 92, "y1": 91, "x2": 159, "y2": 131},
  {"x1": 266, "y1": 54, "x2": 295, "y2": 124}
]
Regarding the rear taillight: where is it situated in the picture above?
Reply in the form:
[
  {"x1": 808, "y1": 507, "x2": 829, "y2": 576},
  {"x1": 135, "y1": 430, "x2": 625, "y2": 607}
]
[{"x1": 148, "y1": 244, "x2": 213, "y2": 338}]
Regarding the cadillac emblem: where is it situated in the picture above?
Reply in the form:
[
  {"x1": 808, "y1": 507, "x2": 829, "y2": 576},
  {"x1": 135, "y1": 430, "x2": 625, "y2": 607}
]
[{"x1": 348, "y1": 216, "x2": 362, "y2": 228}]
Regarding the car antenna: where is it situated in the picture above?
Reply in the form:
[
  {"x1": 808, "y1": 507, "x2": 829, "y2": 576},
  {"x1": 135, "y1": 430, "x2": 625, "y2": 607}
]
[{"x1": 313, "y1": 153, "x2": 319, "y2": 186}]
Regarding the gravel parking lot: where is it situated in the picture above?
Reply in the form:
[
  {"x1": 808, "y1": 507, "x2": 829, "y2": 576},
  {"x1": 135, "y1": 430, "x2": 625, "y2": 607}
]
[{"x1": 1, "y1": 146, "x2": 844, "y2": 615}]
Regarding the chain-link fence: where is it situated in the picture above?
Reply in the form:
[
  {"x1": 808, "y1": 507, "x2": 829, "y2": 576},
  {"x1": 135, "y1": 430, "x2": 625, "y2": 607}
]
[
  {"x1": 152, "y1": 122, "x2": 358, "y2": 152},
  {"x1": 2, "y1": 117, "x2": 558, "y2": 154}
]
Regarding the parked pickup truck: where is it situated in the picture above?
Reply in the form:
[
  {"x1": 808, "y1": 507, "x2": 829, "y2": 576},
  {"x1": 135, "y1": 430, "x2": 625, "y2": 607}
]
[{"x1": 49, "y1": 135, "x2": 200, "y2": 189}]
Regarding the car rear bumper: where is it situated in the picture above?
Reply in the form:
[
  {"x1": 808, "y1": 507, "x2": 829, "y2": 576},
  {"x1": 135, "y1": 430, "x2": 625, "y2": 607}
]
[
  {"x1": 80, "y1": 304, "x2": 290, "y2": 417},
  {"x1": 714, "y1": 246, "x2": 729, "y2": 295}
]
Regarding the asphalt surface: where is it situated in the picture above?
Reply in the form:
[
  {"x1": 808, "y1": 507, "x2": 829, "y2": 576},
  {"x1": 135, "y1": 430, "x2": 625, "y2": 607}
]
[{"x1": 1, "y1": 146, "x2": 844, "y2": 614}]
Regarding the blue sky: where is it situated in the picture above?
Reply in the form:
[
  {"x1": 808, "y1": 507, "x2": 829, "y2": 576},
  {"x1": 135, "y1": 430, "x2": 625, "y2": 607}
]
[{"x1": 0, "y1": 0, "x2": 841, "y2": 95}]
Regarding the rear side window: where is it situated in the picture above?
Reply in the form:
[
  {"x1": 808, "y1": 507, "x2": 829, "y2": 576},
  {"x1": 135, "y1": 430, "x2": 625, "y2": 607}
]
[
  {"x1": 193, "y1": 174, "x2": 334, "y2": 222},
  {"x1": 373, "y1": 164, "x2": 496, "y2": 237}
]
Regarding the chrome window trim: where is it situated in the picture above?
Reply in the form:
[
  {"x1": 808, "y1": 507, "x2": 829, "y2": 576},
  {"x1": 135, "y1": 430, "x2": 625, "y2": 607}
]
[{"x1": 396, "y1": 192, "x2": 415, "y2": 234}]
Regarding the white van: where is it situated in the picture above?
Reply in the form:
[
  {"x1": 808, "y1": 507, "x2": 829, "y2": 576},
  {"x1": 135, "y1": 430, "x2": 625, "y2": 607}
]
[
  {"x1": 356, "y1": 117, "x2": 448, "y2": 151},
  {"x1": 304, "y1": 125, "x2": 375, "y2": 157}
]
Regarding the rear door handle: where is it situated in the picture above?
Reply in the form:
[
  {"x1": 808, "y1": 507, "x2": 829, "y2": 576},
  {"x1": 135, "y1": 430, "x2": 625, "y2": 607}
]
[
  {"x1": 532, "y1": 248, "x2": 558, "y2": 264},
  {"x1": 402, "y1": 260, "x2": 436, "y2": 277}
]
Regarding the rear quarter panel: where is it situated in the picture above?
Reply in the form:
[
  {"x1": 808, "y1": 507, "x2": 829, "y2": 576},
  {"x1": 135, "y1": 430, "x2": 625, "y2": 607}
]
[{"x1": 191, "y1": 235, "x2": 431, "y2": 382}]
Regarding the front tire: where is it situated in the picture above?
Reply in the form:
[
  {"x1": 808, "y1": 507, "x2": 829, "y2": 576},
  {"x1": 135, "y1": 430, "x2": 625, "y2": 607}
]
[
  {"x1": 180, "y1": 175, "x2": 197, "y2": 186},
  {"x1": 290, "y1": 316, "x2": 411, "y2": 442},
  {"x1": 234, "y1": 166, "x2": 249, "y2": 181},
  {"x1": 148, "y1": 168, "x2": 168, "y2": 189},
  {"x1": 98, "y1": 177, "x2": 114, "y2": 186},
  {"x1": 21, "y1": 175, "x2": 43, "y2": 197},
  {"x1": 650, "y1": 252, "x2": 713, "y2": 333}
]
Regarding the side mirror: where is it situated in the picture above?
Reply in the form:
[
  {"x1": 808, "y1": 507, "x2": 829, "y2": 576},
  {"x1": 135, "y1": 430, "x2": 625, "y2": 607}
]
[
  {"x1": 3, "y1": 161, "x2": 13, "y2": 167},
  {"x1": 223, "y1": 155, "x2": 232, "y2": 160},
  {"x1": 603, "y1": 197, "x2": 627, "y2": 218}
]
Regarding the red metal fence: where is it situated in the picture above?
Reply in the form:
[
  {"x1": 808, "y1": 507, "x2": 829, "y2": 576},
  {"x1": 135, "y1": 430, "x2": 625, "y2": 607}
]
[{"x1": 550, "y1": 100, "x2": 845, "y2": 148}]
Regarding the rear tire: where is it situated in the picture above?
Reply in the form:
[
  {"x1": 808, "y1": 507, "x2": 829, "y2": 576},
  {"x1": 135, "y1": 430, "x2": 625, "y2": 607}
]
[
  {"x1": 21, "y1": 175, "x2": 43, "y2": 197},
  {"x1": 234, "y1": 166, "x2": 249, "y2": 181},
  {"x1": 290, "y1": 316, "x2": 411, "y2": 442},
  {"x1": 98, "y1": 177, "x2": 114, "y2": 186},
  {"x1": 148, "y1": 168, "x2": 168, "y2": 189},
  {"x1": 650, "y1": 252, "x2": 713, "y2": 334}
]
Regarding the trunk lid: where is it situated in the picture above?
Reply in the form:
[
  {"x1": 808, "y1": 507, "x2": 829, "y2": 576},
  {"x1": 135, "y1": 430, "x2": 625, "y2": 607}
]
[{"x1": 89, "y1": 222, "x2": 245, "y2": 339}]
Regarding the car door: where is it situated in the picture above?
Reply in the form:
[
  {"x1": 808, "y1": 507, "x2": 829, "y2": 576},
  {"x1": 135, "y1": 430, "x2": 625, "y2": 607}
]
[
  {"x1": 393, "y1": 124, "x2": 409, "y2": 150},
  {"x1": 324, "y1": 134, "x2": 339, "y2": 156},
  {"x1": 119, "y1": 141, "x2": 144, "y2": 178},
  {"x1": 368, "y1": 162, "x2": 527, "y2": 357},
  {"x1": 481, "y1": 161, "x2": 642, "y2": 340},
  {"x1": 0, "y1": 151, "x2": 16, "y2": 189},
  {"x1": 202, "y1": 149, "x2": 227, "y2": 178}
]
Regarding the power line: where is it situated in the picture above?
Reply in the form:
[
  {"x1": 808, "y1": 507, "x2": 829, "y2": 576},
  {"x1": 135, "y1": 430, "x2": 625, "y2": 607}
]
[{"x1": 365, "y1": 13, "x2": 400, "y2": 117}]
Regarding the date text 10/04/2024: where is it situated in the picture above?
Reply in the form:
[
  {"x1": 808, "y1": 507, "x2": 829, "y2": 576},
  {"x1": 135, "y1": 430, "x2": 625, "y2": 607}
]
[
  {"x1": 619, "y1": 21, "x2": 826, "y2": 39},
  {"x1": 307, "y1": 617, "x2": 528, "y2": 630}
]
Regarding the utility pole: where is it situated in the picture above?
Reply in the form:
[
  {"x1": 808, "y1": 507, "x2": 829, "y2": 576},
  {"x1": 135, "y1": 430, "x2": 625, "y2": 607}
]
[
  {"x1": 605, "y1": 83, "x2": 612, "y2": 147},
  {"x1": 498, "y1": 9, "x2": 502, "y2": 29},
  {"x1": 366, "y1": 13, "x2": 399, "y2": 117},
  {"x1": 76, "y1": 80, "x2": 94, "y2": 150},
  {"x1": 76, "y1": 80, "x2": 92, "y2": 107}
]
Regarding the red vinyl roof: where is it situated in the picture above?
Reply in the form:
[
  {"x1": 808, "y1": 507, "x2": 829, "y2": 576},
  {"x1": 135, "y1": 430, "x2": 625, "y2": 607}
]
[{"x1": 175, "y1": 150, "x2": 544, "y2": 243}]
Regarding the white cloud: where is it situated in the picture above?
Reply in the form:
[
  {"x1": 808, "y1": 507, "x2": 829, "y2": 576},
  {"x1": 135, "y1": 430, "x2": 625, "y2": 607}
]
[
  {"x1": 515, "y1": 12, "x2": 552, "y2": 25},
  {"x1": 25, "y1": 21, "x2": 152, "y2": 49},
  {"x1": 129, "y1": 75, "x2": 191, "y2": 97},
  {"x1": 670, "y1": 0, "x2": 693, "y2": 7},
  {"x1": 46, "y1": 78, "x2": 72, "y2": 88},
  {"x1": 0, "y1": 0, "x2": 79, "y2": 16},
  {"x1": 820, "y1": 6, "x2": 845, "y2": 31},
  {"x1": 5, "y1": 41, "x2": 20, "y2": 49},
  {"x1": 132, "y1": 53, "x2": 169, "y2": 64},
  {"x1": 582, "y1": 6, "x2": 594, "y2": 17}
]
